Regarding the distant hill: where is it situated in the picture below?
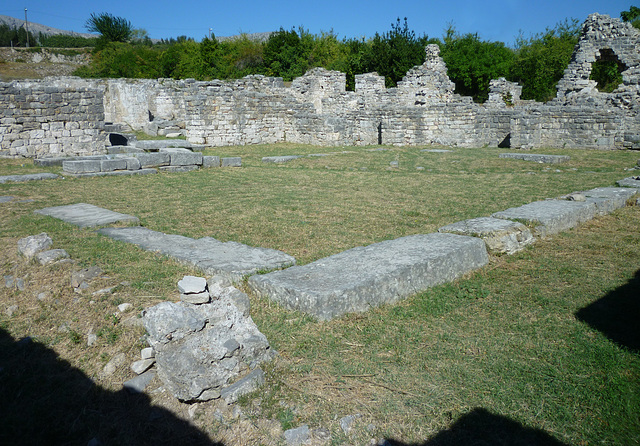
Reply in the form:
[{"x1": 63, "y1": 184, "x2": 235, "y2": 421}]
[
  {"x1": 0, "y1": 14, "x2": 96, "y2": 38},
  {"x1": 0, "y1": 14, "x2": 272, "y2": 43}
]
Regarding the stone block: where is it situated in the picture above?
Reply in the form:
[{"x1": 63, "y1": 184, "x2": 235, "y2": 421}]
[
  {"x1": 62, "y1": 160, "x2": 101, "y2": 174},
  {"x1": 34, "y1": 203, "x2": 140, "y2": 228},
  {"x1": 492, "y1": 199, "x2": 598, "y2": 237},
  {"x1": 438, "y1": 217, "x2": 534, "y2": 255},
  {"x1": 248, "y1": 233, "x2": 488, "y2": 320},
  {"x1": 170, "y1": 152, "x2": 203, "y2": 166},
  {"x1": 499, "y1": 153, "x2": 570, "y2": 163},
  {"x1": 581, "y1": 187, "x2": 638, "y2": 214},
  {"x1": 107, "y1": 145, "x2": 144, "y2": 154},
  {"x1": 617, "y1": 176, "x2": 640, "y2": 189},
  {"x1": 262, "y1": 155, "x2": 301, "y2": 163},
  {"x1": 220, "y1": 368, "x2": 265, "y2": 403},
  {"x1": 221, "y1": 157, "x2": 242, "y2": 167},
  {"x1": 203, "y1": 156, "x2": 221, "y2": 168},
  {"x1": 100, "y1": 159, "x2": 128, "y2": 172},
  {"x1": 130, "y1": 152, "x2": 170, "y2": 168},
  {"x1": 159, "y1": 165, "x2": 199, "y2": 173}
]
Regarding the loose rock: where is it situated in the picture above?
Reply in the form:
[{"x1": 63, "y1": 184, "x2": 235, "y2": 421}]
[{"x1": 17, "y1": 233, "x2": 52, "y2": 259}]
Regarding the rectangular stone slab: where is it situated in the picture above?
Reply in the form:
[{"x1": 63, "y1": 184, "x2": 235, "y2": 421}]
[
  {"x1": 34, "y1": 203, "x2": 140, "y2": 228},
  {"x1": 98, "y1": 226, "x2": 295, "y2": 282},
  {"x1": 492, "y1": 200, "x2": 597, "y2": 237},
  {"x1": 581, "y1": 187, "x2": 637, "y2": 214},
  {"x1": 499, "y1": 153, "x2": 570, "y2": 163},
  {"x1": 438, "y1": 217, "x2": 534, "y2": 255},
  {"x1": 248, "y1": 233, "x2": 489, "y2": 320}
]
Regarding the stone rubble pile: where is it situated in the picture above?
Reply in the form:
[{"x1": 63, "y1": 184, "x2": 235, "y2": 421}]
[{"x1": 141, "y1": 275, "x2": 275, "y2": 402}]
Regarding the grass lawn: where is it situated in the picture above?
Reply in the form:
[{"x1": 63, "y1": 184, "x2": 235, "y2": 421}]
[{"x1": 0, "y1": 144, "x2": 639, "y2": 445}]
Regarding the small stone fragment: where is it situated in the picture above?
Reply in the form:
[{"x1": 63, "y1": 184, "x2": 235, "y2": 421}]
[
  {"x1": 340, "y1": 414, "x2": 361, "y2": 435},
  {"x1": 284, "y1": 425, "x2": 310, "y2": 446},
  {"x1": 5, "y1": 305, "x2": 18, "y2": 317},
  {"x1": 124, "y1": 370, "x2": 156, "y2": 394},
  {"x1": 102, "y1": 352, "x2": 126, "y2": 376},
  {"x1": 117, "y1": 303, "x2": 133, "y2": 313},
  {"x1": 17, "y1": 233, "x2": 52, "y2": 259},
  {"x1": 36, "y1": 249, "x2": 70, "y2": 265},
  {"x1": 177, "y1": 276, "x2": 207, "y2": 294},
  {"x1": 180, "y1": 291, "x2": 210, "y2": 305},
  {"x1": 131, "y1": 358, "x2": 155, "y2": 375},
  {"x1": 71, "y1": 267, "x2": 103, "y2": 288},
  {"x1": 141, "y1": 347, "x2": 155, "y2": 360}
]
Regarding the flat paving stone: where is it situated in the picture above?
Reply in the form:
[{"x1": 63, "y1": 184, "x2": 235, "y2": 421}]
[
  {"x1": 262, "y1": 156, "x2": 302, "y2": 163},
  {"x1": 499, "y1": 153, "x2": 570, "y2": 163},
  {"x1": 580, "y1": 187, "x2": 637, "y2": 214},
  {"x1": 34, "y1": 203, "x2": 140, "y2": 228},
  {"x1": 63, "y1": 168, "x2": 158, "y2": 178},
  {"x1": 0, "y1": 196, "x2": 14, "y2": 203},
  {"x1": 492, "y1": 199, "x2": 598, "y2": 237},
  {"x1": 421, "y1": 149, "x2": 452, "y2": 153},
  {"x1": 617, "y1": 176, "x2": 640, "y2": 189},
  {"x1": 438, "y1": 217, "x2": 534, "y2": 255},
  {"x1": 98, "y1": 226, "x2": 295, "y2": 282},
  {"x1": 248, "y1": 233, "x2": 488, "y2": 320},
  {"x1": 0, "y1": 173, "x2": 59, "y2": 183}
]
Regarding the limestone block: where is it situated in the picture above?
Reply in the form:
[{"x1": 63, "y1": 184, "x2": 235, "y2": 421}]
[
  {"x1": 499, "y1": 153, "x2": 570, "y2": 163},
  {"x1": 221, "y1": 157, "x2": 241, "y2": 167},
  {"x1": 100, "y1": 159, "x2": 128, "y2": 172},
  {"x1": 248, "y1": 233, "x2": 488, "y2": 320},
  {"x1": 18, "y1": 233, "x2": 53, "y2": 259},
  {"x1": 130, "y1": 152, "x2": 170, "y2": 168},
  {"x1": 170, "y1": 152, "x2": 203, "y2": 166},
  {"x1": 203, "y1": 156, "x2": 221, "y2": 168},
  {"x1": 262, "y1": 156, "x2": 301, "y2": 163},
  {"x1": 63, "y1": 160, "x2": 101, "y2": 174},
  {"x1": 492, "y1": 200, "x2": 598, "y2": 237},
  {"x1": 439, "y1": 217, "x2": 534, "y2": 255}
]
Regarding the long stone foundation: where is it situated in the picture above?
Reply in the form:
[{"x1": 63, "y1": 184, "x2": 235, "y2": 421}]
[{"x1": 1, "y1": 13, "x2": 638, "y2": 158}]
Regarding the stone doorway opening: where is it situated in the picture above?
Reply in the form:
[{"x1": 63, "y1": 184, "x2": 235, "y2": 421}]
[{"x1": 590, "y1": 48, "x2": 627, "y2": 93}]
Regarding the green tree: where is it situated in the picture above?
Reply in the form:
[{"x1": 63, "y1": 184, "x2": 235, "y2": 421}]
[
  {"x1": 620, "y1": 5, "x2": 640, "y2": 29},
  {"x1": 439, "y1": 27, "x2": 514, "y2": 102},
  {"x1": 360, "y1": 18, "x2": 430, "y2": 87},
  {"x1": 263, "y1": 27, "x2": 313, "y2": 80},
  {"x1": 86, "y1": 13, "x2": 133, "y2": 46},
  {"x1": 508, "y1": 19, "x2": 580, "y2": 102}
]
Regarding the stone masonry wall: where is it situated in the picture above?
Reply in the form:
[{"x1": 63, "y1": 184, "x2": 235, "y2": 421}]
[
  {"x1": 0, "y1": 13, "x2": 638, "y2": 158},
  {"x1": 0, "y1": 78, "x2": 105, "y2": 158}
]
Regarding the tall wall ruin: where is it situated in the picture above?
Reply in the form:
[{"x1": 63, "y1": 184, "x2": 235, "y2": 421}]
[{"x1": 1, "y1": 13, "x2": 638, "y2": 159}]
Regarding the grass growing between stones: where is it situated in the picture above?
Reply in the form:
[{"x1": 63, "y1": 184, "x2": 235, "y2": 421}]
[{"x1": 0, "y1": 144, "x2": 639, "y2": 444}]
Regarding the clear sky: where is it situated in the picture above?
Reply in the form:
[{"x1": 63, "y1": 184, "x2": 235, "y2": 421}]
[{"x1": 1, "y1": 1, "x2": 635, "y2": 45}]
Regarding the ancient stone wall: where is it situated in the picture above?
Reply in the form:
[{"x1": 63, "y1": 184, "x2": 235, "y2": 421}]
[
  {"x1": 0, "y1": 78, "x2": 105, "y2": 158},
  {"x1": 0, "y1": 13, "x2": 638, "y2": 159}
]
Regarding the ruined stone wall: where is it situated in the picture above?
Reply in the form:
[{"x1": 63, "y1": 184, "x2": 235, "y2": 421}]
[
  {"x1": 0, "y1": 78, "x2": 105, "y2": 158},
  {"x1": 0, "y1": 13, "x2": 637, "y2": 159}
]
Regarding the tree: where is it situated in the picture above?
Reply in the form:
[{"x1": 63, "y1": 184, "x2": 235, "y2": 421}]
[
  {"x1": 86, "y1": 13, "x2": 133, "y2": 44},
  {"x1": 508, "y1": 19, "x2": 580, "y2": 102},
  {"x1": 439, "y1": 27, "x2": 514, "y2": 102},
  {"x1": 620, "y1": 5, "x2": 640, "y2": 28}
]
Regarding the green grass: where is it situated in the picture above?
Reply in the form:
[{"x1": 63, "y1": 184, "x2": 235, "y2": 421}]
[{"x1": 0, "y1": 144, "x2": 639, "y2": 444}]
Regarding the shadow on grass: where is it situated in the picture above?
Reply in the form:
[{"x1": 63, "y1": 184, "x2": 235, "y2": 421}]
[
  {"x1": 575, "y1": 268, "x2": 640, "y2": 353},
  {"x1": 0, "y1": 328, "x2": 221, "y2": 446},
  {"x1": 385, "y1": 408, "x2": 569, "y2": 446}
]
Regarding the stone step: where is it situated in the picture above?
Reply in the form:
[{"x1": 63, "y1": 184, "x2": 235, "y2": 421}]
[
  {"x1": 248, "y1": 233, "x2": 489, "y2": 320},
  {"x1": 34, "y1": 203, "x2": 140, "y2": 228},
  {"x1": 97, "y1": 226, "x2": 295, "y2": 282},
  {"x1": 438, "y1": 217, "x2": 534, "y2": 255}
]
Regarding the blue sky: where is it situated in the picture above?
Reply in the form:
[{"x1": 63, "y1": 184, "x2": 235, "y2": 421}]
[{"x1": 1, "y1": 1, "x2": 635, "y2": 45}]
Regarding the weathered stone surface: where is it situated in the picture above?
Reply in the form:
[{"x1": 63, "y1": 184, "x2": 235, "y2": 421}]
[
  {"x1": 18, "y1": 233, "x2": 53, "y2": 259},
  {"x1": 0, "y1": 173, "x2": 59, "y2": 183},
  {"x1": 248, "y1": 233, "x2": 489, "y2": 320},
  {"x1": 131, "y1": 358, "x2": 155, "y2": 375},
  {"x1": 221, "y1": 157, "x2": 242, "y2": 167},
  {"x1": 129, "y1": 152, "x2": 170, "y2": 168},
  {"x1": 284, "y1": 425, "x2": 310, "y2": 446},
  {"x1": 70, "y1": 266, "x2": 103, "y2": 288},
  {"x1": 62, "y1": 160, "x2": 102, "y2": 174},
  {"x1": 64, "y1": 168, "x2": 157, "y2": 178},
  {"x1": 100, "y1": 159, "x2": 128, "y2": 172},
  {"x1": 262, "y1": 156, "x2": 301, "y2": 163},
  {"x1": 581, "y1": 187, "x2": 638, "y2": 213},
  {"x1": 34, "y1": 203, "x2": 140, "y2": 228},
  {"x1": 617, "y1": 176, "x2": 640, "y2": 189},
  {"x1": 36, "y1": 249, "x2": 69, "y2": 265},
  {"x1": 170, "y1": 152, "x2": 203, "y2": 166},
  {"x1": 106, "y1": 145, "x2": 144, "y2": 154},
  {"x1": 123, "y1": 370, "x2": 156, "y2": 394},
  {"x1": 492, "y1": 199, "x2": 598, "y2": 237},
  {"x1": 158, "y1": 165, "x2": 199, "y2": 173},
  {"x1": 438, "y1": 217, "x2": 534, "y2": 255},
  {"x1": 133, "y1": 140, "x2": 194, "y2": 150},
  {"x1": 220, "y1": 368, "x2": 265, "y2": 403},
  {"x1": 0, "y1": 196, "x2": 13, "y2": 203},
  {"x1": 98, "y1": 226, "x2": 295, "y2": 281},
  {"x1": 203, "y1": 156, "x2": 221, "y2": 168},
  {"x1": 178, "y1": 276, "x2": 208, "y2": 294},
  {"x1": 499, "y1": 153, "x2": 570, "y2": 163},
  {"x1": 143, "y1": 296, "x2": 275, "y2": 402},
  {"x1": 180, "y1": 292, "x2": 211, "y2": 304}
]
